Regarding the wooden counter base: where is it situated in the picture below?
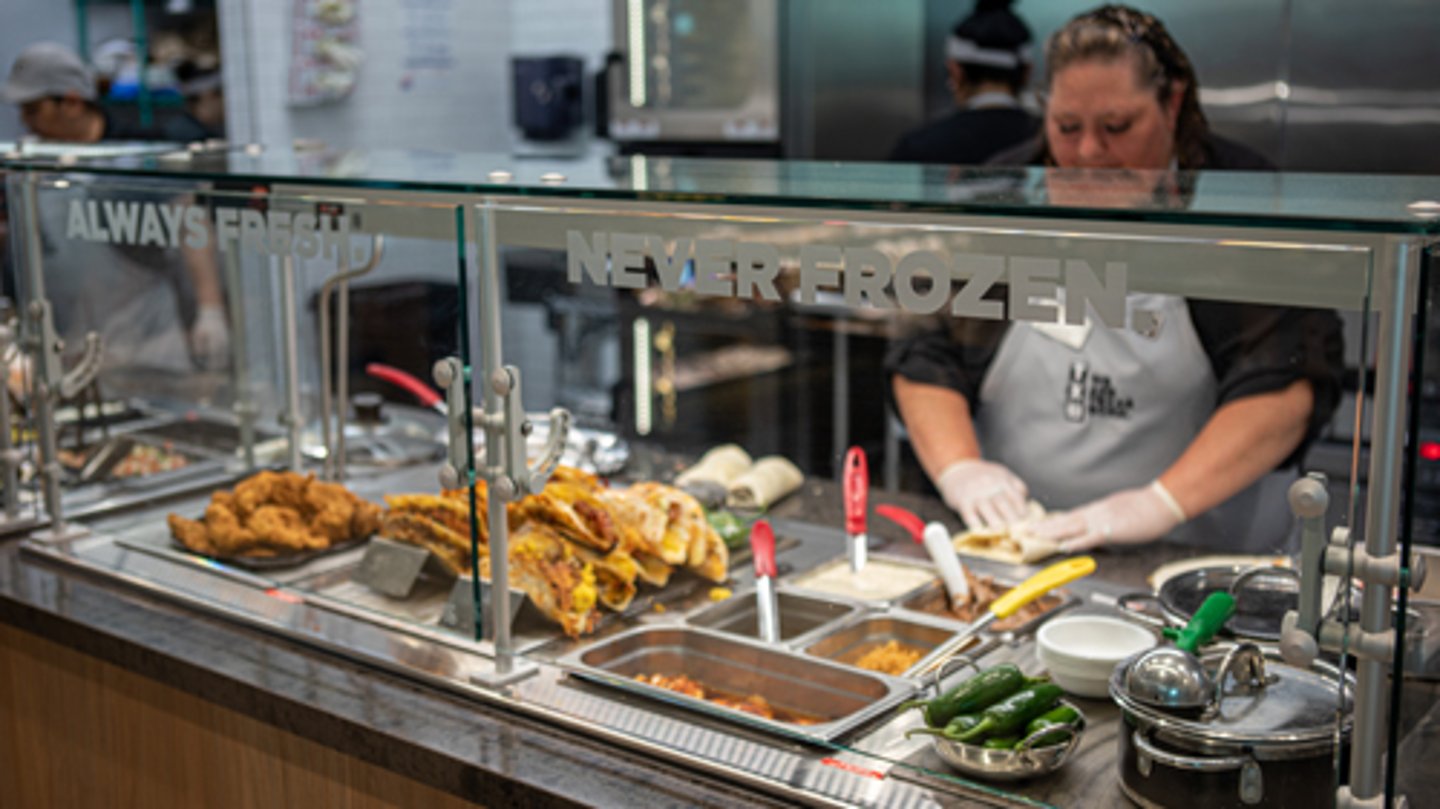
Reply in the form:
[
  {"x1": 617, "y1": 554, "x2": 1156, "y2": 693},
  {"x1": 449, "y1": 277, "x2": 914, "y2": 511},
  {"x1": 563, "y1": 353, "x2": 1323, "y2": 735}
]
[{"x1": 0, "y1": 623, "x2": 481, "y2": 809}]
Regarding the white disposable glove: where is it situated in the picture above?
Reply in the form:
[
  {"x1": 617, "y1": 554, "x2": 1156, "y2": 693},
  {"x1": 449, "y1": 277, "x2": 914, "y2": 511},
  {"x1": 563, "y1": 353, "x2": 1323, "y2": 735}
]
[
  {"x1": 189, "y1": 305, "x2": 231, "y2": 370},
  {"x1": 936, "y1": 458, "x2": 1030, "y2": 531},
  {"x1": 1029, "y1": 480, "x2": 1188, "y2": 552}
]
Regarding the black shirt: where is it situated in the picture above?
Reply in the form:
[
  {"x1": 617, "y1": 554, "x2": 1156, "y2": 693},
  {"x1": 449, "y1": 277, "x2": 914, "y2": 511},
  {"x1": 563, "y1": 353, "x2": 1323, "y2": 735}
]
[
  {"x1": 99, "y1": 107, "x2": 168, "y2": 142},
  {"x1": 890, "y1": 107, "x2": 1039, "y2": 166},
  {"x1": 885, "y1": 132, "x2": 1343, "y2": 468}
]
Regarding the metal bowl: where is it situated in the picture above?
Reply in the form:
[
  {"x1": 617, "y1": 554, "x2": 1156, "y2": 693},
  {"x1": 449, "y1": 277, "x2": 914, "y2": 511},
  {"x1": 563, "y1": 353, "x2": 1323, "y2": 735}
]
[{"x1": 928, "y1": 702, "x2": 1086, "y2": 782}]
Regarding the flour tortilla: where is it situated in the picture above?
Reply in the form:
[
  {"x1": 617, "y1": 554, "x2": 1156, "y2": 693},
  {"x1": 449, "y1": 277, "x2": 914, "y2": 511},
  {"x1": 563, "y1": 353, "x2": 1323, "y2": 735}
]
[
  {"x1": 951, "y1": 501, "x2": 1059, "y2": 564},
  {"x1": 675, "y1": 444, "x2": 753, "y2": 488},
  {"x1": 726, "y1": 456, "x2": 803, "y2": 511}
]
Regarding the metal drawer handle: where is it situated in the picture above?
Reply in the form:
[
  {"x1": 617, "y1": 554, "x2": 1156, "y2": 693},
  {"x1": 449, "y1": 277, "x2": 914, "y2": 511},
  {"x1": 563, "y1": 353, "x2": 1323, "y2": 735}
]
[{"x1": 1132, "y1": 731, "x2": 1264, "y2": 805}]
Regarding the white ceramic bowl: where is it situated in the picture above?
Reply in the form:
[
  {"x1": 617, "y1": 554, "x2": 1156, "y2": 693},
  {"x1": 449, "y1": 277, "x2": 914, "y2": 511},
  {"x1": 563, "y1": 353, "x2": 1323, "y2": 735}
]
[{"x1": 1036, "y1": 614, "x2": 1157, "y2": 698}]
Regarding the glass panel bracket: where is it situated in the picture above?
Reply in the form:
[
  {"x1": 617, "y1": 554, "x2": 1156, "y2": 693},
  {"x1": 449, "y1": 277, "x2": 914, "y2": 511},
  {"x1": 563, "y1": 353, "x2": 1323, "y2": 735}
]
[{"x1": 1281, "y1": 475, "x2": 1426, "y2": 668}]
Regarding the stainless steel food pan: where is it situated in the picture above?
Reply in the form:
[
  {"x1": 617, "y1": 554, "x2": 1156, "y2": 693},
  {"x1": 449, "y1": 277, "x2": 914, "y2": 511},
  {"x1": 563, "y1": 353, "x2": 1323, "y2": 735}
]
[
  {"x1": 685, "y1": 588, "x2": 860, "y2": 645},
  {"x1": 899, "y1": 579, "x2": 1077, "y2": 635},
  {"x1": 557, "y1": 625, "x2": 915, "y2": 743},
  {"x1": 802, "y1": 611, "x2": 969, "y2": 678},
  {"x1": 785, "y1": 554, "x2": 938, "y2": 606}
]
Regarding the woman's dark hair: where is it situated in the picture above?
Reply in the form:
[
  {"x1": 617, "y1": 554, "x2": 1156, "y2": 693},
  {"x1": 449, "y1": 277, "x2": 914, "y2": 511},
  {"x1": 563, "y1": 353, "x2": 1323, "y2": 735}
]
[
  {"x1": 1042, "y1": 4, "x2": 1210, "y2": 168},
  {"x1": 949, "y1": 0, "x2": 1032, "y2": 94}
]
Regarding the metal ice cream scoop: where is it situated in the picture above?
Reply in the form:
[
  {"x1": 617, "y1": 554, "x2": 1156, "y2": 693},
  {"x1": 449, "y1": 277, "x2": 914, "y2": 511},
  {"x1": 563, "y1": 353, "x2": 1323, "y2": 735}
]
[{"x1": 1125, "y1": 591, "x2": 1236, "y2": 712}]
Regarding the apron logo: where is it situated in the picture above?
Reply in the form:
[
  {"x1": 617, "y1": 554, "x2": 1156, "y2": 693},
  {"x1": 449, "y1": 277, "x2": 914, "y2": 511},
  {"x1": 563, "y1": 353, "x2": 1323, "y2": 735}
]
[
  {"x1": 1064, "y1": 361, "x2": 1133, "y2": 422},
  {"x1": 567, "y1": 230, "x2": 1130, "y2": 327}
]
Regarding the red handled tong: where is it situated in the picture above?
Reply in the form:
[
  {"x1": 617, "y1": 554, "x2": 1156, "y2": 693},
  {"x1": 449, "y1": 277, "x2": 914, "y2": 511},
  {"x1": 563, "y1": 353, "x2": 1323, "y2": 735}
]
[
  {"x1": 365, "y1": 362, "x2": 446, "y2": 414},
  {"x1": 843, "y1": 447, "x2": 869, "y2": 573},
  {"x1": 750, "y1": 520, "x2": 780, "y2": 644}
]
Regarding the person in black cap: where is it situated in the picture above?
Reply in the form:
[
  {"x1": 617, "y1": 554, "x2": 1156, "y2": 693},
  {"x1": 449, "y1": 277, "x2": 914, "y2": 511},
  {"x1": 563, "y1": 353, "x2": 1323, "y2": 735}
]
[
  {"x1": 890, "y1": 0, "x2": 1038, "y2": 166},
  {"x1": 2, "y1": 41, "x2": 159, "y2": 141}
]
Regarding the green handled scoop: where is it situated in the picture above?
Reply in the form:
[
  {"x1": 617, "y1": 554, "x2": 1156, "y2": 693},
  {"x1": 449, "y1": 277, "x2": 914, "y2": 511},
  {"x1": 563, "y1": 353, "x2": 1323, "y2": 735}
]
[{"x1": 1124, "y1": 591, "x2": 1236, "y2": 713}]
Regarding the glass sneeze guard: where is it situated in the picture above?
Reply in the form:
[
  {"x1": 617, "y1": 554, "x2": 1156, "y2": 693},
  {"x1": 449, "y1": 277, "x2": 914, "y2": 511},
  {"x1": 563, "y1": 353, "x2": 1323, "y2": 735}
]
[{"x1": 3, "y1": 147, "x2": 1434, "y2": 809}]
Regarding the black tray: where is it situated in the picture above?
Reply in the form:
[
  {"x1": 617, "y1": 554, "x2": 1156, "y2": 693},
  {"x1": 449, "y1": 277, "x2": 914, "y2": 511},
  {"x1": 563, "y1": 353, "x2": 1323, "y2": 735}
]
[{"x1": 170, "y1": 530, "x2": 368, "y2": 571}]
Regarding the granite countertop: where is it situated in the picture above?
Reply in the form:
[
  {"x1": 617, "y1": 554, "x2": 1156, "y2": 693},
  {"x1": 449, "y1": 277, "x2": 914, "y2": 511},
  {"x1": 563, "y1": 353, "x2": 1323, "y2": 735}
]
[{"x1": 0, "y1": 472, "x2": 1215, "y2": 808}]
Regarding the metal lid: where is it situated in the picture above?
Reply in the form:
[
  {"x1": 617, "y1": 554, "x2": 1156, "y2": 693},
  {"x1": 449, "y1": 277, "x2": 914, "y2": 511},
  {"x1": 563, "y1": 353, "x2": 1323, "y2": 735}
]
[
  {"x1": 1200, "y1": 651, "x2": 1348, "y2": 738},
  {"x1": 1111, "y1": 646, "x2": 1352, "y2": 747}
]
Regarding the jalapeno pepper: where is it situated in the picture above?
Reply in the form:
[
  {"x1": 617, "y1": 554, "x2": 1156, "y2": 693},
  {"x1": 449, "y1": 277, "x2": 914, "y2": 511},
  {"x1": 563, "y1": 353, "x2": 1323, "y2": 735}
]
[
  {"x1": 898, "y1": 664, "x2": 1029, "y2": 728},
  {"x1": 706, "y1": 511, "x2": 748, "y2": 549},
  {"x1": 1025, "y1": 705, "x2": 1080, "y2": 733},
  {"x1": 951, "y1": 683, "x2": 1064, "y2": 744},
  {"x1": 1022, "y1": 704, "x2": 1082, "y2": 747},
  {"x1": 982, "y1": 736, "x2": 1021, "y2": 750},
  {"x1": 904, "y1": 713, "x2": 982, "y2": 741}
]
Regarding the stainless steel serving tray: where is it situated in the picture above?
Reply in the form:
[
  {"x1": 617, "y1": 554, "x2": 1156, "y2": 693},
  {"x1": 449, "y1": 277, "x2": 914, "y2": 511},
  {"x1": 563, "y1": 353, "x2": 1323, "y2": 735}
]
[
  {"x1": 557, "y1": 625, "x2": 916, "y2": 743},
  {"x1": 801, "y1": 609, "x2": 973, "y2": 679},
  {"x1": 685, "y1": 586, "x2": 863, "y2": 646}
]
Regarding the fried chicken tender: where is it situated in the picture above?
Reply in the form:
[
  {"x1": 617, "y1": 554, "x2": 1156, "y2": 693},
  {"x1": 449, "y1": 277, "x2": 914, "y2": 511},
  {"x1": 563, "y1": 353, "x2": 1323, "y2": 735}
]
[
  {"x1": 202, "y1": 498, "x2": 257, "y2": 555},
  {"x1": 167, "y1": 514, "x2": 215, "y2": 555},
  {"x1": 168, "y1": 471, "x2": 381, "y2": 560},
  {"x1": 233, "y1": 470, "x2": 313, "y2": 517},
  {"x1": 248, "y1": 505, "x2": 328, "y2": 552},
  {"x1": 307, "y1": 479, "x2": 363, "y2": 542}
]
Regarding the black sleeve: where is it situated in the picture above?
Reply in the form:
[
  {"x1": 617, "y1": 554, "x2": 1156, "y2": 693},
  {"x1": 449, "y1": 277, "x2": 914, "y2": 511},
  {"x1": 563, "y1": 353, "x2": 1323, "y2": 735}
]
[
  {"x1": 889, "y1": 133, "x2": 917, "y2": 163},
  {"x1": 883, "y1": 316, "x2": 1011, "y2": 412},
  {"x1": 1187, "y1": 301, "x2": 1345, "y2": 468}
]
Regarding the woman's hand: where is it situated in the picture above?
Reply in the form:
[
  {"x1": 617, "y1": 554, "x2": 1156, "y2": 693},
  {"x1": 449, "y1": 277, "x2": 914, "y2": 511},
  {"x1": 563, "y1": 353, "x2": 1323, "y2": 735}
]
[
  {"x1": 1030, "y1": 481, "x2": 1187, "y2": 552},
  {"x1": 937, "y1": 459, "x2": 1030, "y2": 530}
]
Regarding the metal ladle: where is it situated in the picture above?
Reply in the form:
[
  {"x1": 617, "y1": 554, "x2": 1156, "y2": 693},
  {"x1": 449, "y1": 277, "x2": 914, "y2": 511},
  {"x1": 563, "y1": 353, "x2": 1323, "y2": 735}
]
[{"x1": 1124, "y1": 591, "x2": 1236, "y2": 713}]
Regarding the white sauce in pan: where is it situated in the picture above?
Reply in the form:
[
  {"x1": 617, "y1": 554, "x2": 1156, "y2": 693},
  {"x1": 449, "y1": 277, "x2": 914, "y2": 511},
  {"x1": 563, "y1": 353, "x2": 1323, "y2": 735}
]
[{"x1": 790, "y1": 559, "x2": 935, "y2": 602}]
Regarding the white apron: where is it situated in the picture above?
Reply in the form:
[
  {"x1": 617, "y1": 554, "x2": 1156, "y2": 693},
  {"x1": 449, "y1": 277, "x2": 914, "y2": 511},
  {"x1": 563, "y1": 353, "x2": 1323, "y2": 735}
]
[{"x1": 975, "y1": 294, "x2": 1297, "y2": 553}]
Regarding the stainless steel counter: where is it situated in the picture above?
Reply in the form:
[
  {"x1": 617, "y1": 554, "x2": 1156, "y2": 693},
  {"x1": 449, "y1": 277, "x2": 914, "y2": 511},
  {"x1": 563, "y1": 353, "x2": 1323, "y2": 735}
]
[{"x1": 0, "y1": 465, "x2": 1368, "y2": 808}]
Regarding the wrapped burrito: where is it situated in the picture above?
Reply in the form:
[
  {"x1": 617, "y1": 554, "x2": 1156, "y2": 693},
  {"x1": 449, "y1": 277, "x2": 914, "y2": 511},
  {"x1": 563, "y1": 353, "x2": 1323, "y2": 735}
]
[
  {"x1": 726, "y1": 456, "x2": 803, "y2": 511},
  {"x1": 675, "y1": 444, "x2": 753, "y2": 488},
  {"x1": 951, "y1": 501, "x2": 1058, "y2": 564}
]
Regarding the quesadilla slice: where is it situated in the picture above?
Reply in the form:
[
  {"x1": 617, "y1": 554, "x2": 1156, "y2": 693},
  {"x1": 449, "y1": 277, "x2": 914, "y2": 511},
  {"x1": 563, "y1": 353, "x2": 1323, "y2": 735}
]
[
  {"x1": 548, "y1": 465, "x2": 603, "y2": 490},
  {"x1": 689, "y1": 527, "x2": 730, "y2": 584},
  {"x1": 508, "y1": 523, "x2": 601, "y2": 638},
  {"x1": 570, "y1": 544, "x2": 640, "y2": 612},
  {"x1": 519, "y1": 481, "x2": 622, "y2": 553},
  {"x1": 380, "y1": 511, "x2": 477, "y2": 576},
  {"x1": 627, "y1": 481, "x2": 705, "y2": 565},
  {"x1": 385, "y1": 494, "x2": 479, "y2": 543},
  {"x1": 629, "y1": 549, "x2": 675, "y2": 587},
  {"x1": 596, "y1": 486, "x2": 669, "y2": 560}
]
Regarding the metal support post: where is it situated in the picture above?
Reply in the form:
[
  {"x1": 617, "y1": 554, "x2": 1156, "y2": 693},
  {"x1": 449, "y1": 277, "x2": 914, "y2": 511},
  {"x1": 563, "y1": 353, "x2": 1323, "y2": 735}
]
[
  {"x1": 279, "y1": 255, "x2": 304, "y2": 471},
  {"x1": 1348, "y1": 239, "x2": 1419, "y2": 802},
  {"x1": 318, "y1": 234, "x2": 384, "y2": 481},
  {"x1": 0, "y1": 322, "x2": 23, "y2": 522},
  {"x1": 19, "y1": 176, "x2": 99, "y2": 543},
  {"x1": 450, "y1": 203, "x2": 568, "y2": 689},
  {"x1": 221, "y1": 248, "x2": 257, "y2": 469}
]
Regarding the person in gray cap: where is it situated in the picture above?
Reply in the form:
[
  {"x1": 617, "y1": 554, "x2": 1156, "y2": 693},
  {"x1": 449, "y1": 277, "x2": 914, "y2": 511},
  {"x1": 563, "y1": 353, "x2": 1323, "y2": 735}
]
[
  {"x1": 3, "y1": 42, "x2": 231, "y2": 372},
  {"x1": 2, "y1": 41, "x2": 156, "y2": 141}
]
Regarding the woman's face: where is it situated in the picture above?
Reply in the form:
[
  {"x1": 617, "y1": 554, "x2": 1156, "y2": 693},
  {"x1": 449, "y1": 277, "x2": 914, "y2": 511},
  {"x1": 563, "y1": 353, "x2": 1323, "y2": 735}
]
[{"x1": 1045, "y1": 57, "x2": 1180, "y2": 170}]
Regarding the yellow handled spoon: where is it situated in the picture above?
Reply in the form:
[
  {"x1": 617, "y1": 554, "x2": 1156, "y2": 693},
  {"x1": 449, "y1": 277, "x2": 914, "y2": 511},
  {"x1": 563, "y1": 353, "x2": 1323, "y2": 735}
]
[{"x1": 917, "y1": 556, "x2": 1097, "y2": 678}]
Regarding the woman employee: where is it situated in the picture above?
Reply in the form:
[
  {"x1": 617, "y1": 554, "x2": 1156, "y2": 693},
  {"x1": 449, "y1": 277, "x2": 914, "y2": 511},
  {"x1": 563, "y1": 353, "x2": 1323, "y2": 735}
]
[{"x1": 887, "y1": 5, "x2": 1343, "y2": 554}]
